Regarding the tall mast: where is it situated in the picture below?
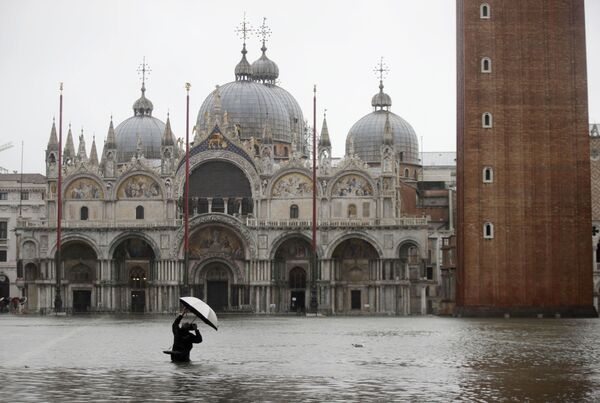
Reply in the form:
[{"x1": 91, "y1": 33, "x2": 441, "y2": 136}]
[
  {"x1": 183, "y1": 82, "x2": 191, "y2": 295},
  {"x1": 55, "y1": 83, "x2": 63, "y2": 313}
]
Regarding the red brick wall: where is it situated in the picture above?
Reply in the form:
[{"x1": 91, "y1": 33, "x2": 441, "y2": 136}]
[{"x1": 457, "y1": 0, "x2": 594, "y2": 314}]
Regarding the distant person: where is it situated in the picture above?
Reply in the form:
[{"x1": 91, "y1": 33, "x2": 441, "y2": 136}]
[{"x1": 170, "y1": 308, "x2": 202, "y2": 362}]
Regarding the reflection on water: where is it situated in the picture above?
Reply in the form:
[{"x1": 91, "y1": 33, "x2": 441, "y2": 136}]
[{"x1": 0, "y1": 315, "x2": 599, "y2": 402}]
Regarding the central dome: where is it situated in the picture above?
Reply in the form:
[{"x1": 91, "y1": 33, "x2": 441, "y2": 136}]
[
  {"x1": 197, "y1": 42, "x2": 304, "y2": 144},
  {"x1": 197, "y1": 81, "x2": 291, "y2": 142}
]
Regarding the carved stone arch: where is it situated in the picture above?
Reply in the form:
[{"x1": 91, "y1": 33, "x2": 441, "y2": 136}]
[
  {"x1": 172, "y1": 214, "x2": 256, "y2": 259},
  {"x1": 267, "y1": 168, "x2": 323, "y2": 198},
  {"x1": 192, "y1": 256, "x2": 244, "y2": 284},
  {"x1": 327, "y1": 169, "x2": 377, "y2": 198},
  {"x1": 19, "y1": 237, "x2": 39, "y2": 261},
  {"x1": 114, "y1": 170, "x2": 165, "y2": 200},
  {"x1": 49, "y1": 234, "x2": 102, "y2": 259},
  {"x1": 325, "y1": 232, "x2": 383, "y2": 259},
  {"x1": 395, "y1": 237, "x2": 424, "y2": 259},
  {"x1": 269, "y1": 231, "x2": 324, "y2": 260},
  {"x1": 108, "y1": 231, "x2": 161, "y2": 260},
  {"x1": 173, "y1": 151, "x2": 261, "y2": 200},
  {"x1": 63, "y1": 174, "x2": 105, "y2": 200}
]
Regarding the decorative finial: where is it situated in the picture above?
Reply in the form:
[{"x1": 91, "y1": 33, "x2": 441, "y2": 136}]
[
  {"x1": 314, "y1": 84, "x2": 316, "y2": 95},
  {"x1": 235, "y1": 12, "x2": 252, "y2": 46},
  {"x1": 185, "y1": 82, "x2": 191, "y2": 93},
  {"x1": 374, "y1": 56, "x2": 389, "y2": 82},
  {"x1": 324, "y1": 108, "x2": 327, "y2": 118},
  {"x1": 137, "y1": 57, "x2": 152, "y2": 93},
  {"x1": 256, "y1": 17, "x2": 271, "y2": 50},
  {"x1": 59, "y1": 82, "x2": 63, "y2": 94}
]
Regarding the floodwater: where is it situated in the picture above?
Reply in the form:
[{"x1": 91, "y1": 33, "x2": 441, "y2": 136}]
[{"x1": 0, "y1": 315, "x2": 599, "y2": 402}]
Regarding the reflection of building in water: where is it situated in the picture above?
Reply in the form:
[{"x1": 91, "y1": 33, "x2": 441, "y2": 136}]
[{"x1": 14, "y1": 22, "x2": 456, "y2": 315}]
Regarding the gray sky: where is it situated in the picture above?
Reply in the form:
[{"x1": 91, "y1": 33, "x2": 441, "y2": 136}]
[{"x1": 0, "y1": 0, "x2": 599, "y2": 174}]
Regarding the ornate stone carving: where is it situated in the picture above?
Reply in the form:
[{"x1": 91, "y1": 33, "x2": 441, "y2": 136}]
[
  {"x1": 65, "y1": 178, "x2": 104, "y2": 199},
  {"x1": 332, "y1": 174, "x2": 373, "y2": 197},
  {"x1": 117, "y1": 175, "x2": 162, "y2": 199},
  {"x1": 271, "y1": 173, "x2": 312, "y2": 197}
]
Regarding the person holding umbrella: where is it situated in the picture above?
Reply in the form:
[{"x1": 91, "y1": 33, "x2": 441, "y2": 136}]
[{"x1": 170, "y1": 307, "x2": 203, "y2": 362}]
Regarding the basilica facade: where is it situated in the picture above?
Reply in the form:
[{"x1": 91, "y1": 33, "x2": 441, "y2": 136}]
[{"x1": 14, "y1": 35, "x2": 447, "y2": 315}]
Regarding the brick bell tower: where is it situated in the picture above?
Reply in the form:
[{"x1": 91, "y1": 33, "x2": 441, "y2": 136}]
[{"x1": 456, "y1": 0, "x2": 597, "y2": 317}]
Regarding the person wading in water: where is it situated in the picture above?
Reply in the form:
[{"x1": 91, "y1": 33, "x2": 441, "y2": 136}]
[{"x1": 170, "y1": 307, "x2": 202, "y2": 362}]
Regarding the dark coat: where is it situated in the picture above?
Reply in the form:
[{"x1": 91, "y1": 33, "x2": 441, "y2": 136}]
[{"x1": 171, "y1": 314, "x2": 202, "y2": 362}]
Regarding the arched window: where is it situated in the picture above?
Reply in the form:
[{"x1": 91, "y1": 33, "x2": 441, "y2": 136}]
[
  {"x1": 136, "y1": 205, "x2": 144, "y2": 220},
  {"x1": 480, "y1": 3, "x2": 490, "y2": 19},
  {"x1": 483, "y1": 222, "x2": 494, "y2": 239},
  {"x1": 80, "y1": 206, "x2": 89, "y2": 221},
  {"x1": 290, "y1": 204, "x2": 299, "y2": 219},
  {"x1": 404, "y1": 168, "x2": 409, "y2": 177},
  {"x1": 483, "y1": 166, "x2": 494, "y2": 183},
  {"x1": 481, "y1": 57, "x2": 492, "y2": 73},
  {"x1": 348, "y1": 204, "x2": 357, "y2": 218},
  {"x1": 482, "y1": 112, "x2": 493, "y2": 128}
]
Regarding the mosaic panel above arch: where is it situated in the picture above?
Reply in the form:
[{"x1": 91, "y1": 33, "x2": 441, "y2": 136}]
[
  {"x1": 272, "y1": 173, "x2": 313, "y2": 198},
  {"x1": 65, "y1": 178, "x2": 104, "y2": 200},
  {"x1": 189, "y1": 225, "x2": 244, "y2": 260},
  {"x1": 331, "y1": 174, "x2": 373, "y2": 197},
  {"x1": 117, "y1": 175, "x2": 162, "y2": 199}
]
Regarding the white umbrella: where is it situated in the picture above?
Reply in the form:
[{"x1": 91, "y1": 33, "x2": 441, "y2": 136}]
[{"x1": 180, "y1": 296, "x2": 219, "y2": 331}]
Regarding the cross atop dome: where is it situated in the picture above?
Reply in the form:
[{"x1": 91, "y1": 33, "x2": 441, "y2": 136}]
[
  {"x1": 137, "y1": 57, "x2": 152, "y2": 92},
  {"x1": 256, "y1": 17, "x2": 271, "y2": 47},
  {"x1": 373, "y1": 57, "x2": 389, "y2": 82},
  {"x1": 235, "y1": 12, "x2": 252, "y2": 44}
]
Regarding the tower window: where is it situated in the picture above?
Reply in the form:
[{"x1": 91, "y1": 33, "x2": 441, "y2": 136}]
[
  {"x1": 80, "y1": 206, "x2": 89, "y2": 221},
  {"x1": 136, "y1": 205, "x2": 144, "y2": 220},
  {"x1": 483, "y1": 222, "x2": 494, "y2": 239},
  {"x1": 482, "y1": 112, "x2": 493, "y2": 128},
  {"x1": 480, "y1": 3, "x2": 490, "y2": 19},
  {"x1": 404, "y1": 168, "x2": 409, "y2": 177},
  {"x1": 483, "y1": 167, "x2": 494, "y2": 183},
  {"x1": 481, "y1": 57, "x2": 492, "y2": 73},
  {"x1": 290, "y1": 204, "x2": 299, "y2": 219}
]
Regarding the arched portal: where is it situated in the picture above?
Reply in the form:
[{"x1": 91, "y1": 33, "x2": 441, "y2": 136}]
[
  {"x1": 273, "y1": 237, "x2": 314, "y2": 312},
  {"x1": 61, "y1": 241, "x2": 97, "y2": 313},
  {"x1": 192, "y1": 261, "x2": 235, "y2": 312},
  {"x1": 187, "y1": 161, "x2": 253, "y2": 216},
  {"x1": 331, "y1": 238, "x2": 379, "y2": 312},
  {"x1": 113, "y1": 237, "x2": 156, "y2": 312}
]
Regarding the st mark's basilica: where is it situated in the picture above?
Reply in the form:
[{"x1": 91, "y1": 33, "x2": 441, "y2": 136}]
[{"x1": 10, "y1": 21, "x2": 452, "y2": 315}]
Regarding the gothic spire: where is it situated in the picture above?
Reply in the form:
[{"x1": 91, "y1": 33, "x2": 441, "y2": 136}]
[
  {"x1": 47, "y1": 118, "x2": 58, "y2": 151},
  {"x1": 89, "y1": 136, "x2": 99, "y2": 165},
  {"x1": 162, "y1": 113, "x2": 175, "y2": 146},
  {"x1": 383, "y1": 112, "x2": 394, "y2": 145},
  {"x1": 105, "y1": 117, "x2": 116, "y2": 149},
  {"x1": 319, "y1": 111, "x2": 331, "y2": 147},
  {"x1": 63, "y1": 124, "x2": 76, "y2": 161},
  {"x1": 77, "y1": 129, "x2": 88, "y2": 161}
]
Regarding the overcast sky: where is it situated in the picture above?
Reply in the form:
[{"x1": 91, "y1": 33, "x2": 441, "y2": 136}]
[{"x1": 1, "y1": 0, "x2": 599, "y2": 174}]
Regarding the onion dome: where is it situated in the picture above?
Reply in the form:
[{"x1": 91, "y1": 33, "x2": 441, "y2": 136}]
[
  {"x1": 115, "y1": 84, "x2": 166, "y2": 163},
  {"x1": 265, "y1": 84, "x2": 305, "y2": 138},
  {"x1": 235, "y1": 43, "x2": 253, "y2": 81},
  {"x1": 371, "y1": 81, "x2": 392, "y2": 110},
  {"x1": 251, "y1": 44, "x2": 279, "y2": 84},
  {"x1": 133, "y1": 83, "x2": 154, "y2": 116}
]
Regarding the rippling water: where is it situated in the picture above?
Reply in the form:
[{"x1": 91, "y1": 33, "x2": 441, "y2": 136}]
[{"x1": 1, "y1": 314, "x2": 599, "y2": 402}]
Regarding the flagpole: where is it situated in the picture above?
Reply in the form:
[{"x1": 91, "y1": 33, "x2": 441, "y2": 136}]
[
  {"x1": 311, "y1": 84, "x2": 317, "y2": 313},
  {"x1": 183, "y1": 82, "x2": 191, "y2": 296},
  {"x1": 55, "y1": 83, "x2": 63, "y2": 313}
]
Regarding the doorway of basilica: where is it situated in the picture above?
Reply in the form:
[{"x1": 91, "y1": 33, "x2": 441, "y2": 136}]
[{"x1": 204, "y1": 263, "x2": 231, "y2": 312}]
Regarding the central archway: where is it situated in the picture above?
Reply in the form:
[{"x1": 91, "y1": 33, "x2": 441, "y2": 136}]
[
  {"x1": 187, "y1": 161, "x2": 253, "y2": 216},
  {"x1": 113, "y1": 237, "x2": 156, "y2": 313},
  {"x1": 61, "y1": 241, "x2": 98, "y2": 313},
  {"x1": 192, "y1": 260, "x2": 238, "y2": 312}
]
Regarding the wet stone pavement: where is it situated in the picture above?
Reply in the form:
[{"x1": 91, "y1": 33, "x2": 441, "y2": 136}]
[{"x1": 0, "y1": 314, "x2": 599, "y2": 402}]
